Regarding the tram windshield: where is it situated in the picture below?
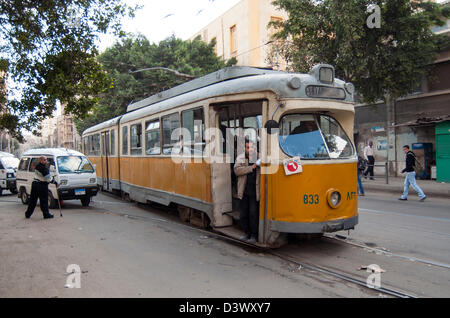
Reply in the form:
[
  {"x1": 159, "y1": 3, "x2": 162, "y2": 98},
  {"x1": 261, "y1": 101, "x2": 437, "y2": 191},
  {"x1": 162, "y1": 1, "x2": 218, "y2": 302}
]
[{"x1": 279, "y1": 114, "x2": 354, "y2": 159}]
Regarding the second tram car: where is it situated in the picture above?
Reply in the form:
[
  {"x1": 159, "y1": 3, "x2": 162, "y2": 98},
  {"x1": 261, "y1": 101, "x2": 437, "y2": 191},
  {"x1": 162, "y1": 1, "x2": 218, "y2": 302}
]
[{"x1": 82, "y1": 65, "x2": 358, "y2": 247}]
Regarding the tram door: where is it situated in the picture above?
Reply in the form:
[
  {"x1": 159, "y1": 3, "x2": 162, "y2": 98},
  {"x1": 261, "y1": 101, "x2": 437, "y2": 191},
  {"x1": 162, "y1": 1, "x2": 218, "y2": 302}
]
[
  {"x1": 216, "y1": 101, "x2": 263, "y2": 211},
  {"x1": 101, "y1": 131, "x2": 110, "y2": 191}
]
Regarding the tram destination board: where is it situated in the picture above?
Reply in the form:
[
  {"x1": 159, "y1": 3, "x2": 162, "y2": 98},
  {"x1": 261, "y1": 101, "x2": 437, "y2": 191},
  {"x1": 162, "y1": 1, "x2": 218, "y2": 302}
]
[{"x1": 305, "y1": 85, "x2": 346, "y2": 100}]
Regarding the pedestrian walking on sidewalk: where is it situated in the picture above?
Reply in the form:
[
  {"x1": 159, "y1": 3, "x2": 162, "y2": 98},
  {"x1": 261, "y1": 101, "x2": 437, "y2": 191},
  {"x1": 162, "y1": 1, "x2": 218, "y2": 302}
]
[
  {"x1": 399, "y1": 145, "x2": 426, "y2": 202},
  {"x1": 363, "y1": 141, "x2": 375, "y2": 180}
]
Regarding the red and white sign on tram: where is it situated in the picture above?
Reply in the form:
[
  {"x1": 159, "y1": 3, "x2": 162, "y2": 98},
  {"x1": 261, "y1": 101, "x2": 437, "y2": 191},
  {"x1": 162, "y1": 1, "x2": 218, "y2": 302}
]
[{"x1": 283, "y1": 157, "x2": 303, "y2": 176}]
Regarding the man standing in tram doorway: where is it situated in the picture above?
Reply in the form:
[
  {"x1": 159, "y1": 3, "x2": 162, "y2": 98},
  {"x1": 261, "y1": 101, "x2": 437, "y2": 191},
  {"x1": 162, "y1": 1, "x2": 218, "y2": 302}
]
[
  {"x1": 234, "y1": 139, "x2": 261, "y2": 244},
  {"x1": 25, "y1": 156, "x2": 54, "y2": 219},
  {"x1": 363, "y1": 141, "x2": 375, "y2": 180}
]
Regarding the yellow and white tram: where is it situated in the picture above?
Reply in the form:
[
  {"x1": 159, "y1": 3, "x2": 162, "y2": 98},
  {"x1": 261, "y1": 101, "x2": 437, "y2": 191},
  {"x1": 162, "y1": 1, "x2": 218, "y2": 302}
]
[{"x1": 82, "y1": 65, "x2": 358, "y2": 247}]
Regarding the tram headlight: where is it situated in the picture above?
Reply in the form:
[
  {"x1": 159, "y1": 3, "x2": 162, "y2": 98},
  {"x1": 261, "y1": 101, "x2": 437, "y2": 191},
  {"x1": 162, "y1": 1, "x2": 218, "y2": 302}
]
[
  {"x1": 319, "y1": 67, "x2": 334, "y2": 84},
  {"x1": 327, "y1": 189, "x2": 342, "y2": 209}
]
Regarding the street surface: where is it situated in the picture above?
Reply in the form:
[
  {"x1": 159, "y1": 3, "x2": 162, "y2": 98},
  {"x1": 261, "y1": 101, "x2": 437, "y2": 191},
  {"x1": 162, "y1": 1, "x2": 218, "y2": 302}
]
[{"x1": 0, "y1": 189, "x2": 449, "y2": 298}]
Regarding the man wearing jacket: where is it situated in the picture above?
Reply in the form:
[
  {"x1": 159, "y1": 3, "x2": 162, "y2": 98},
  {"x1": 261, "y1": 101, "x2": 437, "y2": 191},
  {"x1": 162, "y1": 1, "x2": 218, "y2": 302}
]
[
  {"x1": 399, "y1": 145, "x2": 426, "y2": 202},
  {"x1": 234, "y1": 140, "x2": 261, "y2": 243},
  {"x1": 25, "y1": 156, "x2": 54, "y2": 219}
]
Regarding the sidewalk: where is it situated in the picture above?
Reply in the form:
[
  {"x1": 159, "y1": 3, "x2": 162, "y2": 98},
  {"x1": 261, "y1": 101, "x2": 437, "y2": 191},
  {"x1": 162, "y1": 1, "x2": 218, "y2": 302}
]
[{"x1": 361, "y1": 176, "x2": 450, "y2": 199}]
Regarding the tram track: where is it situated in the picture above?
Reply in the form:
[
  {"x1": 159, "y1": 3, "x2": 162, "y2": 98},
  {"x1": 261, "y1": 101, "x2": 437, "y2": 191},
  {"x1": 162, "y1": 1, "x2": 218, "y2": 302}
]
[
  {"x1": 86, "y1": 199, "x2": 419, "y2": 298},
  {"x1": 324, "y1": 234, "x2": 450, "y2": 270}
]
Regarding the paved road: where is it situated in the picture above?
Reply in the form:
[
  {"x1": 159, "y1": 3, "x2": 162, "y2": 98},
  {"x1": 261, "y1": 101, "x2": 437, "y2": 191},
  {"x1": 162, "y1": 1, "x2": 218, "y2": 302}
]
[
  {"x1": 0, "y1": 191, "x2": 378, "y2": 298},
  {"x1": 355, "y1": 191, "x2": 450, "y2": 265},
  {"x1": 279, "y1": 191, "x2": 450, "y2": 297}
]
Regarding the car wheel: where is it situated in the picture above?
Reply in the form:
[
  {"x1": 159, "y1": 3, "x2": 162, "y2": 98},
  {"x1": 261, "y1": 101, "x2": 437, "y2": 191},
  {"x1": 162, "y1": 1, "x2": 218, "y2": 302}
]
[
  {"x1": 20, "y1": 188, "x2": 29, "y2": 205},
  {"x1": 81, "y1": 197, "x2": 90, "y2": 207},
  {"x1": 48, "y1": 191, "x2": 57, "y2": 209}
]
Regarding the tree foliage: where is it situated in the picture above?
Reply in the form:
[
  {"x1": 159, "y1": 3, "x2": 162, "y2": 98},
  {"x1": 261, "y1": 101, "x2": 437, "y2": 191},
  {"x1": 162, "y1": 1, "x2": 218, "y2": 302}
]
[
  {"x1": 271, "y1": 0, "x2": 450, "y2": 103},
  {"x1": 0, "y1": 0, "x2": 135, "y2": 141},
  {"x1": 75, "y1": 35, "x2": 237, "y2": 134}
]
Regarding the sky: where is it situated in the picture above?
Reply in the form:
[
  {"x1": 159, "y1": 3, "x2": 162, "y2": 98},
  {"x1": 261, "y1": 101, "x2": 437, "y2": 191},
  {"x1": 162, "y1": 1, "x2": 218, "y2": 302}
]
[{"x1": 98, "y1": 0, "x2": 241, "y2": 52}]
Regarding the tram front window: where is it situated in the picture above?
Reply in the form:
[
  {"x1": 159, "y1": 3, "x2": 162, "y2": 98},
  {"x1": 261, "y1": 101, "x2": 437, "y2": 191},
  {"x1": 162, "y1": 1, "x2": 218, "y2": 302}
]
[{"x1": 279, "y1": 114, "x2": 353, "y2": 159}]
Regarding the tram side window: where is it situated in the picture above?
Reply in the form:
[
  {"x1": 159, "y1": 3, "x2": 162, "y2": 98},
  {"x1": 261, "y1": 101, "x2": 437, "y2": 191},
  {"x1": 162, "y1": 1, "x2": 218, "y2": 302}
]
[
  {"x1": 122, "y1": 126, "x2": 128, "y2": 155},
  {"x1": 110, "y1": 130, "x2": 115, "y2": 156},
  {"x1": 182, "y1": 108, "x2": 205, "y2": 155},
  {"x1": 145, "y1": 119, "x2": 161, "y2": 155},
  {"x1": 131, "y1": 123, "x2": 143, "y2": 155},
  {"x1": 93, "y1": 134, "x2": 101, "y2": 156},
  {"x1": 162, "y1": 113, "x2": 180, "y2": 155},
  {"x1": 83, "y1": 137, "x2": 89, "y2": 155}
]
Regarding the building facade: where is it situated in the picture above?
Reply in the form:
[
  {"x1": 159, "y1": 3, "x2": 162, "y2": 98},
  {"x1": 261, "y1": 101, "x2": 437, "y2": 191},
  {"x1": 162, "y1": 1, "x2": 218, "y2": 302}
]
[
  {"x1": 190, "y1": 0, "x2": 288, "y2": 69},
  {"x1": 354, "y1": 15, "x2": 450, "y2": 181}
]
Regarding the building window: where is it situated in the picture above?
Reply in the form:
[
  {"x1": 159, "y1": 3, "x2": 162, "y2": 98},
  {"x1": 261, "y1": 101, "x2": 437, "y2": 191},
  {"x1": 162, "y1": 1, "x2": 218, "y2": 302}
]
[
  {"x1": 145, "y1": 119, "x2": 161, "y2": 155},
  {"x1": 181, "y1": 108, "x2": 205, "y2": 155},
  {"x1": 122, "y1": 126, "x2": 128, "y2": 155},
  {"x1": 162, "y1": 113, "x2": 180, "y2": 155},
  {"x1": 130, "y1": 123, "x2": 143, "y2": 155},
  {"x1": 230, "y1": 25, "x2": 237, "y2": 56}
]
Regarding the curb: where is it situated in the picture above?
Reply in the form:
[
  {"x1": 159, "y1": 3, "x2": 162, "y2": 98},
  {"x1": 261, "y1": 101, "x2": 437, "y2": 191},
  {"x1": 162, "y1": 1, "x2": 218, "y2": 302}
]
[{"x1": 362, "y1": 184, "x2": 450, "y2": 199}]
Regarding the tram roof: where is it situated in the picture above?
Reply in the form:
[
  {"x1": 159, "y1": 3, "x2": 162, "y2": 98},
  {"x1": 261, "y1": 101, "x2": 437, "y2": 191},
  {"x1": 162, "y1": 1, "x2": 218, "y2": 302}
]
[{"x1": 83, "y1": 65, "x2": 354, "y2": 135}]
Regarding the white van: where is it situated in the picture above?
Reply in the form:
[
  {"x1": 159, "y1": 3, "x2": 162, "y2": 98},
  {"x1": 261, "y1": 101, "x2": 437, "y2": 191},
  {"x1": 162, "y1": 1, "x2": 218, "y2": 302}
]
[
  {"x1": 17, "y1": 148, "x2": 99, "y2": 208},
  {"x1": 0, "y1": 152, "x2": 19, "y2": 196}
]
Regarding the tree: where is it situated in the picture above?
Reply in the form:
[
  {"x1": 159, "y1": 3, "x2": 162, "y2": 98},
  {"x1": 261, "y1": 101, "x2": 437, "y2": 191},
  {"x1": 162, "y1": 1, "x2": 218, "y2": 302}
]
[
  {"x1": 75, "y1": 35, "x2": 237, "y2": 134},
  {"x1": 271, "y1": 0, "x2": 450, "y2": 171},
  {"x1": 0, "y1": 0, "x2": 136, "y2": 141},
  {"x1": 271, "y1": 0, "x2": 450, "y2": 104}
]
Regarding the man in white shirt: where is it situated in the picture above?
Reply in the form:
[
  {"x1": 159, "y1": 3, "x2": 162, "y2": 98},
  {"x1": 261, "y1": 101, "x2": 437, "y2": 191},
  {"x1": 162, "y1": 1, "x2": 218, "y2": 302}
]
[{"x1": 363, "y1": 141, "x2": 375, "y2": 180}]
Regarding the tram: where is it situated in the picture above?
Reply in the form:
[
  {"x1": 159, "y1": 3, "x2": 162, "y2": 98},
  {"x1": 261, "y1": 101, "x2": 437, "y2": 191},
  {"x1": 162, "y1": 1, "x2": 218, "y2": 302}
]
[{"x1": 82, "y1": 64, "x2": 358, "y2": 247}]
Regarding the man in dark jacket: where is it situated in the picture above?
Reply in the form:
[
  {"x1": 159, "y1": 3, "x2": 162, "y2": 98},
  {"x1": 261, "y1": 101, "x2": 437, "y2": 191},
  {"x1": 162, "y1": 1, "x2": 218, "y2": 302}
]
[
  {"x1": 399, "y1": 145, "x2": 426, "y2": 202},
  {"x1": 25, "y1": 156, "x2": 54, "y2": 219}
]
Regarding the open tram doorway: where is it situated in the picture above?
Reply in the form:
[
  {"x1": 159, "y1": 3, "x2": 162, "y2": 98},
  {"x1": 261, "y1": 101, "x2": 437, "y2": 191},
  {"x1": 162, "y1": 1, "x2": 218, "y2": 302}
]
[{"x1": 212, "y1": 100, "x2": 265, "y2": 243}]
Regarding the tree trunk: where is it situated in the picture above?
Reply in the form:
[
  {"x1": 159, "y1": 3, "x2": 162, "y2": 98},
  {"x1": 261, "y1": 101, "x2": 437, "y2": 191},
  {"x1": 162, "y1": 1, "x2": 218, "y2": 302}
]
[{"x1": 385, "y1": 95, "x2": 397, "y2": 177}]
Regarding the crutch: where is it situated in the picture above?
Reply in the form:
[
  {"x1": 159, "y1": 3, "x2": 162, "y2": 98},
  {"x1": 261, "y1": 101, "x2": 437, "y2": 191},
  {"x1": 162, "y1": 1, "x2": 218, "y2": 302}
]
[{"x1": 54, "y1": 180, "x2": 63, "y2": 217}]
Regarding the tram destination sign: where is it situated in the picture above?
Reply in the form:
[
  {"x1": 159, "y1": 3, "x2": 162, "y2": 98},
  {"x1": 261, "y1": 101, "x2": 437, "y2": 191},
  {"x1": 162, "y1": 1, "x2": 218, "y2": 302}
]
[{"x1": 305, "y1": 85, "x2": 346, "y2": 100}]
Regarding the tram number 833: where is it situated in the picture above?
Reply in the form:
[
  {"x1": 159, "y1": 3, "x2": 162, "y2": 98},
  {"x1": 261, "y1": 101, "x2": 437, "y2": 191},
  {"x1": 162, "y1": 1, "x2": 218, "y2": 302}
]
[{"x1": 303, "y1": 194, "x2": 320, "y2": 205}]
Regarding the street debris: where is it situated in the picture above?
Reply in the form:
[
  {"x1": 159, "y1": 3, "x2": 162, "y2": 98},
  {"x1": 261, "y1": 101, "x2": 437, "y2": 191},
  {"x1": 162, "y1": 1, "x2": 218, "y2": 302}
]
[{"x1": 358, "y1": 265, "x2": 386, "y2": 273}]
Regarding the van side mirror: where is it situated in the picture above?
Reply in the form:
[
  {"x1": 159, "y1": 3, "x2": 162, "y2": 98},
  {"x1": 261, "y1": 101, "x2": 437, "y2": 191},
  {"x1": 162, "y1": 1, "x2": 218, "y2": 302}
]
[
  {"x1": 93, "y1": 164, "x2": 97, "y2": 171},
  {"x1": 49, "y1": 165, "x2": 56, "y2": 172}
]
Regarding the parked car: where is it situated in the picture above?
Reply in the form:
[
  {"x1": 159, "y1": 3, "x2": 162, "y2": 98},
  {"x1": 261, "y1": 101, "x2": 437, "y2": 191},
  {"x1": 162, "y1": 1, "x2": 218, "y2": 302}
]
[
  {"x1": 0, "y1": 152, "x2": 19, "y2": 195},
  {"x1": 16, "y1": 148, "x2": 98, "y2": 208}
]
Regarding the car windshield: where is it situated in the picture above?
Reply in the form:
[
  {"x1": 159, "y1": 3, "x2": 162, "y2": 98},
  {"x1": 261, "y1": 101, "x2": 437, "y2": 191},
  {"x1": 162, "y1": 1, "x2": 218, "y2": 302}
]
[
  {"x1": 279, "y1": 114, "x2": 354, "y2": 159},
  {"x1": 57, "y1": 156, "x2": 94, "y2": 174},
  {"x1": 1, "y1": 157, "x2": 19, "y2": 169}
]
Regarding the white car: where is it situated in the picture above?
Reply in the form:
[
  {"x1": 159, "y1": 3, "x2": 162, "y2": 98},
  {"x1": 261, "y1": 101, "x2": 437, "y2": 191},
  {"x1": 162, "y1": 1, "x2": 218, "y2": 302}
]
[
  {"x1": 0, "y1": 152, "x2": 19, "y2": 196},
  {"x1": 16, "y1": 148, "x2": 99, "y2": 208}
]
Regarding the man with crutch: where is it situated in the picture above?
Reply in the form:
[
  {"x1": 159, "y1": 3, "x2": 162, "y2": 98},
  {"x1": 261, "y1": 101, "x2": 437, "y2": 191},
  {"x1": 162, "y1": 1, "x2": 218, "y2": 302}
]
[{"x1": 25, "y1": 156, "x2": 54, "y2": 219}]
